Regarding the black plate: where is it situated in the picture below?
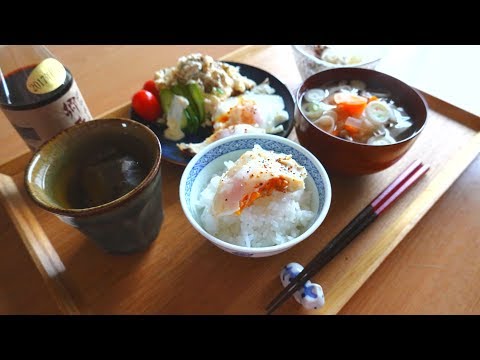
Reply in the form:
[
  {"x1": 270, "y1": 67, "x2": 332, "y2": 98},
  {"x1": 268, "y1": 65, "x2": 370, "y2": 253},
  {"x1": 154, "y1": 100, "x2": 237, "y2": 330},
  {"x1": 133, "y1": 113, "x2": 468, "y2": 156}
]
[{"x1": 130, "y1": 62, "x2": 295, "y2": 166}]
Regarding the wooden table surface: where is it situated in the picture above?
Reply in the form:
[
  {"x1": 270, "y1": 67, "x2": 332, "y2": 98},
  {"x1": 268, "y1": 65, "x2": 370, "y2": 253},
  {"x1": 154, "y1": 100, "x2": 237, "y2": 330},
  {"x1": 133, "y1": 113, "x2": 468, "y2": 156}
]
[{"x1": 0, "y1": 45, "x2": 479, "y2": 314}]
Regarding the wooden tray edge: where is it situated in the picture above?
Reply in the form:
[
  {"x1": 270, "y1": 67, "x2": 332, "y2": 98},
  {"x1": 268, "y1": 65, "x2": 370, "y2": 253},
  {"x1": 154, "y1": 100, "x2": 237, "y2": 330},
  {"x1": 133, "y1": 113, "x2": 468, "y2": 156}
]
[
  {"x1": 319, "y1": 132, "x2": 480, "y2": 314},
  {"x1": 0, "y1": 174, "x2": 80, "y2": 315}
]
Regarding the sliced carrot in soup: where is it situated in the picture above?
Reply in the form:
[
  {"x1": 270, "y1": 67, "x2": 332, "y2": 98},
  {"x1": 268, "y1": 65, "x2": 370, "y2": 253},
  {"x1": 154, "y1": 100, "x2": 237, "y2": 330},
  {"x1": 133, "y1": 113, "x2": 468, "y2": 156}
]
[{"x1": 334, "y1": 93, "x2": 368, "y2": 117}]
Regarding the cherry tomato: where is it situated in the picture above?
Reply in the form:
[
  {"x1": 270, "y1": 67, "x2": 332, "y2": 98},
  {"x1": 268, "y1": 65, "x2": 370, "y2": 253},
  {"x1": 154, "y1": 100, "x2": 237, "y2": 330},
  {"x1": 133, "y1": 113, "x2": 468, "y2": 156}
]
[
  {"x1": 143, "y1": 80, "x2": 159, "y2": 99},
  {"x1": 132, "y1": 89, "x2": 162, "y2": 122}
]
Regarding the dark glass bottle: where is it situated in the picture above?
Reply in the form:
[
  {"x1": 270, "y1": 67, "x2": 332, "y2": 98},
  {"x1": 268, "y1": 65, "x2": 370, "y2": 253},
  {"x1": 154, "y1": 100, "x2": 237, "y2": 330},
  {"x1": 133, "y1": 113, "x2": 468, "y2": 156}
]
[{"x1": 0, "y1": 45, "x2": 92, "y2": 151}]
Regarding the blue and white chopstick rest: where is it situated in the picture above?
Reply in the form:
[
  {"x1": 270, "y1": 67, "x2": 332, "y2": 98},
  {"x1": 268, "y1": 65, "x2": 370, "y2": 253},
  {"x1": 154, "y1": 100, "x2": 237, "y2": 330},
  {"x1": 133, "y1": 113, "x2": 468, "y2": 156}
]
[{"x1": 280, "y1": 262, "x2": 325, "y2": 310}]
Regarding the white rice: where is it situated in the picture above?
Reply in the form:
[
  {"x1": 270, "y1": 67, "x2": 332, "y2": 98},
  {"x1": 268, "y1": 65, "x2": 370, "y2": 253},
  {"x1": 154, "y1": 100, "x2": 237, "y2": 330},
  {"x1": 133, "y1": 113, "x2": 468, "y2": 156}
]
[{"x1": 195, "y1": 161, "x2": 315, "y2": 248}]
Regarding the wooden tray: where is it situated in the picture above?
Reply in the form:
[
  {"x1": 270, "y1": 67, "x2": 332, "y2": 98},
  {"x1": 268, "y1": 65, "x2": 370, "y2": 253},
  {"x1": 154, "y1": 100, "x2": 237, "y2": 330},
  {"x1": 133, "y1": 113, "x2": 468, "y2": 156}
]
[{"x1": 1, "y1": 45, "x2": 479, "y2": 315}]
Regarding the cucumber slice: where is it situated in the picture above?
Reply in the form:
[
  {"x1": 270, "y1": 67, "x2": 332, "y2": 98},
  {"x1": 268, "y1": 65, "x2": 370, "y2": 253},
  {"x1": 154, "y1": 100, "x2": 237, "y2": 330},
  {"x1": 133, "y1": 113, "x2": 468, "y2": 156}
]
[
  {"x1": 187, "y1": 83, "x2": 205, "y2": 123},
  {"x1": 183, "y1": 109, "x2": 194, "y2": 135},
  {"x1": 159, "y1": 89, "x2": 174, "y2": 114},
  {"x1": 171, "y1": 84, "x2": 199, "y2": 134}
]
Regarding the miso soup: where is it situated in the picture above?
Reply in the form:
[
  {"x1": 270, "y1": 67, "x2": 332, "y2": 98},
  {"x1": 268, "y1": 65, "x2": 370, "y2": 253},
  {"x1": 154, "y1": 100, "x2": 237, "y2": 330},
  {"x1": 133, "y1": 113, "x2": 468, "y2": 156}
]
[{"x1": 301, "y1": 80, "x2": 414, "y2": 145}]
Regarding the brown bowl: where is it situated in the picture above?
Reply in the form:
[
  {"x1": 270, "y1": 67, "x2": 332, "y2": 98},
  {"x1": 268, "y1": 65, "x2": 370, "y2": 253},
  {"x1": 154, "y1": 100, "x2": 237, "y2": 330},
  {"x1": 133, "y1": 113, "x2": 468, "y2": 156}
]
[{"x1": 295, "y1": 68, "x2": 428, "y2": 175}]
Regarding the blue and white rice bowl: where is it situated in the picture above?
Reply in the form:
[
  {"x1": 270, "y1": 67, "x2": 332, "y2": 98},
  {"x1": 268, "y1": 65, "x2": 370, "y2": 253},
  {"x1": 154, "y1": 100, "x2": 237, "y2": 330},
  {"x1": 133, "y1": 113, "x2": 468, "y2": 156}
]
[{"x1": 179, "y1": 134, "x2": 332, "y2": 257}]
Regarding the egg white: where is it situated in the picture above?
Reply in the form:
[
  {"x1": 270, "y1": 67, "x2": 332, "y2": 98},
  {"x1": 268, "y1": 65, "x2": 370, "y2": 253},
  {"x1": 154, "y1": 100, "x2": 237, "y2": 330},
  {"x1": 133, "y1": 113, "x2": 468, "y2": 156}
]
[{"x1": 212, "y1": 93, "x2": 289, "y2": 134}]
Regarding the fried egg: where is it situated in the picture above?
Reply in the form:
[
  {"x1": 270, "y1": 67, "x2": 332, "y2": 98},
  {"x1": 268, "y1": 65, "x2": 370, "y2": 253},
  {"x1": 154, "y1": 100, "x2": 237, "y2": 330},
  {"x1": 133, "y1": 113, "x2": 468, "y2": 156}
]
[
  {"x1": 212, "y1": 93, "x2": 289, "y2": 134},
  {"x1": 212, "y1": 144, "x2": 307, "y2": 217}
]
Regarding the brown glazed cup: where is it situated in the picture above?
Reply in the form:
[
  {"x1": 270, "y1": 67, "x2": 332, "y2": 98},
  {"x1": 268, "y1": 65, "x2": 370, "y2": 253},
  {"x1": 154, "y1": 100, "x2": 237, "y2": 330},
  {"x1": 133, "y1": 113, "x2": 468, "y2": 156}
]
[
  {"x1": 295, "y1": 68, "x2": 428, "y2": 175},
  {"x1": 25, "y1": 118, "x2": 163, "y2": 254}
]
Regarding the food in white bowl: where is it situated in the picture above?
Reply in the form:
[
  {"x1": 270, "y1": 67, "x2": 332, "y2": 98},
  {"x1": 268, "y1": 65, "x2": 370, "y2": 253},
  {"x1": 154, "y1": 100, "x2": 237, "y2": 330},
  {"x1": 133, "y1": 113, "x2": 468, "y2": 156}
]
[
  {"x1": 196, "y1": 144, "x2": 315, "y2": 248},
  {"x1": 311, "y1": 45, "x2": 364, "y2": 66},
  {"x1": 179, "y1": 134, "x2": 332, "y2": 257},
  {"x1": 292, "y1": 45, "x2": 386, "y2": 80}
]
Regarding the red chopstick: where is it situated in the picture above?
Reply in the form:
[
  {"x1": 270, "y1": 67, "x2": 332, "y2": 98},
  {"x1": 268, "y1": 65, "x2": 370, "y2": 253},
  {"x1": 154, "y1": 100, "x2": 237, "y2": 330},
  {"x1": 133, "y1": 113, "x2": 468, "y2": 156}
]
[{"x1": 266, "y1": 160, "x2": 430, "y2": 314}]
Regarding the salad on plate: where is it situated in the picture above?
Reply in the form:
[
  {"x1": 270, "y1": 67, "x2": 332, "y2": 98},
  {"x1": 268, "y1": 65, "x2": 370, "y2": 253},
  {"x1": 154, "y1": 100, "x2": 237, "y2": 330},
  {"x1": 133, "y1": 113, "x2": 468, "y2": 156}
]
[{"x1": 130, "y1": 53, "x2": 293, "y2": 162}]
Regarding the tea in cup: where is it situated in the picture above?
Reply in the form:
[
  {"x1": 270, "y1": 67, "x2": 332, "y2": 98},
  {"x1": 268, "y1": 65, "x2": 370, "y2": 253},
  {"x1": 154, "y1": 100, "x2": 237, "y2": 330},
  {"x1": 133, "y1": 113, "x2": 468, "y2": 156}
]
[{"x1": 24, "y1": 118, "x2": 163, "y2": 254}]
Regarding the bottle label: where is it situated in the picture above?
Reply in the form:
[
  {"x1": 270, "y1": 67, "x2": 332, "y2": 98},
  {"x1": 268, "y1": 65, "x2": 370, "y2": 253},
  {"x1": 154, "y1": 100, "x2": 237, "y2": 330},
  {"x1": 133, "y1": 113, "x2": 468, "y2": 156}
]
[
  {"x1": 2, "y1": 79, "x2": 92, "y2": 151},
  {"x1": 26, "y1": 58, "x2": 67, "y2": 94}
]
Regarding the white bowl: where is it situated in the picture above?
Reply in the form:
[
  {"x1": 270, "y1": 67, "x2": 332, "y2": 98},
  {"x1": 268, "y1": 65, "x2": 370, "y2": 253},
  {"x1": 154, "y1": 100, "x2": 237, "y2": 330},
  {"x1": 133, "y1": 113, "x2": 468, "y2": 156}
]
[
  {"x1": 292, "y1": 45, "x2": 387, "y2": 80},
  {"x1": 179, "y1": 134, "x2": 332, "y2": 258}
]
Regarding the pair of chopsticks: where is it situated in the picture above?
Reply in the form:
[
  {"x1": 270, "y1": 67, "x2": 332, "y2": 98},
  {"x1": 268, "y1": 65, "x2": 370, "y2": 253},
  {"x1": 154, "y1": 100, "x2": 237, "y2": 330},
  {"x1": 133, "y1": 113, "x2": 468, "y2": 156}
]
[{"x1": 266, "y1": 159, "x2": 430, "y2": 314}]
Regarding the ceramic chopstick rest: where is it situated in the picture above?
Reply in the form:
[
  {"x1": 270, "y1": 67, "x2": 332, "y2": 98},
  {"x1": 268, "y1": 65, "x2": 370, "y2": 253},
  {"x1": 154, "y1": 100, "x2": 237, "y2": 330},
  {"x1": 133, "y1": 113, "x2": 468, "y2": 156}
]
[{"x1": 280, "y1": 262, "x2": 325, "y2": 310}]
